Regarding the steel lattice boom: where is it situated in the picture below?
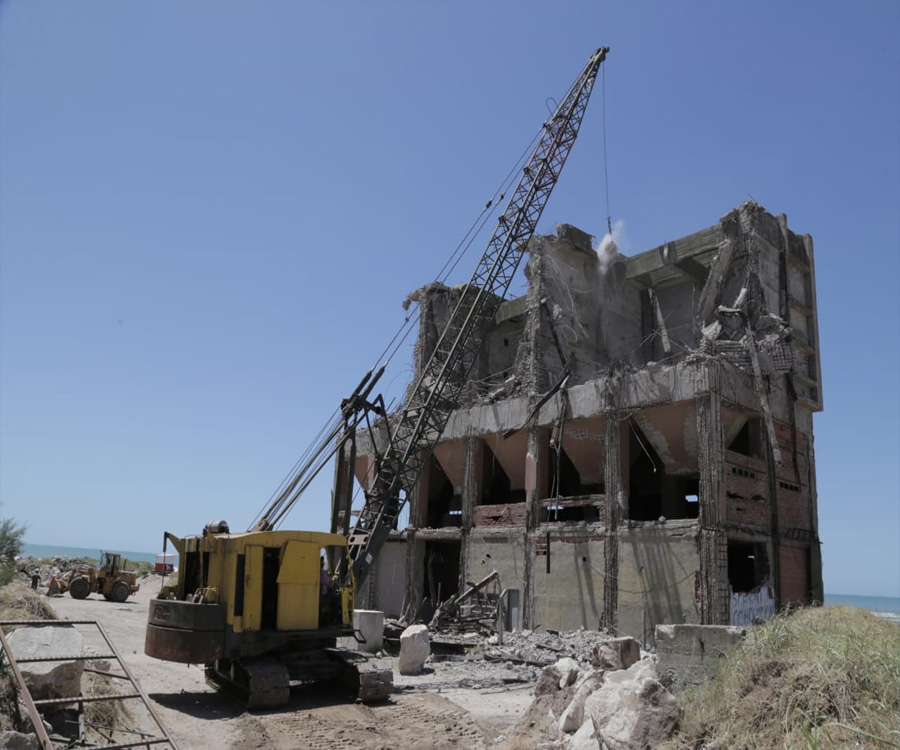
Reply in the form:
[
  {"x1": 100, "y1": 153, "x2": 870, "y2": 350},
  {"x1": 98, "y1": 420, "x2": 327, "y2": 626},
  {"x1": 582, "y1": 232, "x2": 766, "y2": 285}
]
[{"x1": 348, "y1": 47, "x2": 609, "y2": 586}]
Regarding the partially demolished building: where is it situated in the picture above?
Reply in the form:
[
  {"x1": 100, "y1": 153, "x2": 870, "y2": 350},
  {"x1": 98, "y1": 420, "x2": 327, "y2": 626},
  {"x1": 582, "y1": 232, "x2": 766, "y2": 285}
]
[{"x1": 352, "y1": 202, "x2": 823, "y2": 640}]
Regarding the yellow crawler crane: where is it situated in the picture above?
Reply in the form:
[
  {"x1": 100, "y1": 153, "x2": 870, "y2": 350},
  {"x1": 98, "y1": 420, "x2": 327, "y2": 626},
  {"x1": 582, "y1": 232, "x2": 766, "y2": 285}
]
[
  {"x1": 144, "y1": 46, "x2": 609, "y2": 711},
  {"x1": 145, "y1": 525, "x2": 392, "y2": 708}
]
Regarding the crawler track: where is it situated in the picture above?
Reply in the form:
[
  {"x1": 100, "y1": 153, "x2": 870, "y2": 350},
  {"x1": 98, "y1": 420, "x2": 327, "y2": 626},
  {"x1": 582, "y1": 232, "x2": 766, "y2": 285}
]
[{"x1": 206, "y1": 658, "x2": 291, "y2": 709}]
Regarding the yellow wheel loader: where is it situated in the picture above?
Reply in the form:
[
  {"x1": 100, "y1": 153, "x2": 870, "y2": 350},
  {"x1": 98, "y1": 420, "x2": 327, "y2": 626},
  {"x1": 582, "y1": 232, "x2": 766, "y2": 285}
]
[{"x1": 47, "y1": 551, "x2": 140, "y2": 602}]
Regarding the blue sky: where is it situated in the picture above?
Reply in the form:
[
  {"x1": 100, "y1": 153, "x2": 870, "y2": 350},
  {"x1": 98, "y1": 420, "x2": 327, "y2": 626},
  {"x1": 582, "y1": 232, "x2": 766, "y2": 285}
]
[{"x1": 1, "y1": 1, "x2": 897, "y2": 597}]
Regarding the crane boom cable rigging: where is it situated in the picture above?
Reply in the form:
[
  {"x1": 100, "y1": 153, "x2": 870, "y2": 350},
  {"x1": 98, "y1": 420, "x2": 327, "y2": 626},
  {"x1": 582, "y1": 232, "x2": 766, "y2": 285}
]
[
  {"x1": 346, "y1": 47, "x2": 610, "y2": 586},
  {"x1": 252, "y1": 85, "x2": 558, "y2": 532}
]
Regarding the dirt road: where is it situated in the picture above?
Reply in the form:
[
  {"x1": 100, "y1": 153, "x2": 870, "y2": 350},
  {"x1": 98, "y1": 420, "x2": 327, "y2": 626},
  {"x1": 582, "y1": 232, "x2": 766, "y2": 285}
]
[{"x1": 47, "y1": 576, "x2": 532, "y2": 749}]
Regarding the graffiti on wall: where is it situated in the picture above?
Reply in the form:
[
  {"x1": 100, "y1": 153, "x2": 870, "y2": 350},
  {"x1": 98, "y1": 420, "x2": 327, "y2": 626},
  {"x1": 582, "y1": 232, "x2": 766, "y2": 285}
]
[{"x1": 730, "y1": 586, "x2": 774, "y2": 626}]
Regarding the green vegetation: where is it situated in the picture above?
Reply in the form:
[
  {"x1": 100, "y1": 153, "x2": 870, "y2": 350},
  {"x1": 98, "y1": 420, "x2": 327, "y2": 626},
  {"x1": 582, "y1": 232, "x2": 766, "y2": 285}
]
[
  {"x1": 664, "y1": 606, "x2": 900, "y2": 749},
  {"x1": 0, "y1": 518, "x2": 27, "y2": 586}
]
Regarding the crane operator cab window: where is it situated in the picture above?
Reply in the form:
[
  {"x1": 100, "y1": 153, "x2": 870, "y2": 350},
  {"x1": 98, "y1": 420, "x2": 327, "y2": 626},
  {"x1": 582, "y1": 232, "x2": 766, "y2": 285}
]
[{"x1": 319, "y1": 548, "x2": 340, "y2": 627}]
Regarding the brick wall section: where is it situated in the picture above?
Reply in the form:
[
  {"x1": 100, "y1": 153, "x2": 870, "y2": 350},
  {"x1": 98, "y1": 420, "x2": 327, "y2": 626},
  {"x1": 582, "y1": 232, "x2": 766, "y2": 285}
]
[
  {"x1": 473, "y1": 502, "x2": 527, "y2": 527},
  {"x1": 724, "y1": 450, "x2": 769, "y2": 531},
  {"x1": 779, "y1": 545, "x2": 809, "y2": 604},
  {"x1": 539, "y1": 495, "x2": 608, "y2": 526},
  {"x1": 773, "y1": 423, "x2": 812, "y2": 532}
]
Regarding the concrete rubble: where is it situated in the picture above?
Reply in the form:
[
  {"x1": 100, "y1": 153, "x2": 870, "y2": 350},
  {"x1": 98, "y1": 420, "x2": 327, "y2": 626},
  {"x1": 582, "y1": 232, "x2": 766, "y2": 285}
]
[
  {"x1": 0, "y1": 730, "x2": 41, "y2": 750},
  {"x1": 15, "y1": 556, "x2": 96, "y2": 594},
  {"x1": 5, "y1": 625, "x2": 84, "y2": 701},
  {"x1": 388, "y1": 620, "x2": 684, "y2": 748}
]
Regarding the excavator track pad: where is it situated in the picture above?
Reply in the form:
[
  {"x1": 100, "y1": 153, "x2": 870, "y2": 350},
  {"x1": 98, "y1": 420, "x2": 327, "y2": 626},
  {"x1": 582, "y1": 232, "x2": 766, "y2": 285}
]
[
  {"x1": 206, "y1": 658, "x2": 290, "y2": 710},
  {"x1": 324, "y1": 648, "x2": 394, "y2": 703}
]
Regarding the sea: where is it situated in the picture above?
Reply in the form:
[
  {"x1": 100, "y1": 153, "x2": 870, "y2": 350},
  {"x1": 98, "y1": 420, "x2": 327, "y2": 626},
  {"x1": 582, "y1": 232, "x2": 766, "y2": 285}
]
[
  {"x1": 825, "y1": 592, "x2": 900, "y2": 625},
  {"x1": 21, "y1": 543, "x2": 157, "y2": 566}
]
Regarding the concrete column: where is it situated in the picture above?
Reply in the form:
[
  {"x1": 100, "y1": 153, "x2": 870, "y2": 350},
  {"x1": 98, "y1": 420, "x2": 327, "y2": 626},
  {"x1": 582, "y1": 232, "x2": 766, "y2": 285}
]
[
  {"x1": 461, "y1": 438, "x2": 482, "y2": 532},
  {"x1": 602, "y1": 409, "x2": 623, "y2": 632},
  {"x1": 525, "y1": 426, "x2": 550, "y2": 529},
  {"x1": 806, "y1": 431, "x2": 824, "y2": 603},
  {"x1": 403, "y1": 532, "x2": 425, "y2": 622},
  {"x1": 697, "y1": 371, "x2": 729, "y2": 625},
  {"x1": 411, "y1": 453, "x2": 431, "y2": 529},
  {"x1": 523, "y1": 425, "x2": 550, "y2": 628},
  {"x1": 458, "y1": 438, "x2": 483, "y2": 594}
]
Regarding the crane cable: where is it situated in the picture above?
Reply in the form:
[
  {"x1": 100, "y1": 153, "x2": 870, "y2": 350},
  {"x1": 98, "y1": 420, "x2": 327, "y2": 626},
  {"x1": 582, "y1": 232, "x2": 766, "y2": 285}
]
[
  {"x1": 255, "y1": 104, "x2": 556, "y2": 530},
  {"x1": 602, "y1": 61, "x2": 612, "y2": 237}
]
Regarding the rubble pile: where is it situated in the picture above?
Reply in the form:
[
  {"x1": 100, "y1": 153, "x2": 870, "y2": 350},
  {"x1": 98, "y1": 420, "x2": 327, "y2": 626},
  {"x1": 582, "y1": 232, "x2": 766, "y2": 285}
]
[
  {"x1": 15, "y1": 557, "x2": 96, "y2": 592},
  {"x1": 510, "y1": 642, "x2": 680, "y2": 750},
  {"x1": 397, "y1": 623, "x2": 680, "y2": 750}
]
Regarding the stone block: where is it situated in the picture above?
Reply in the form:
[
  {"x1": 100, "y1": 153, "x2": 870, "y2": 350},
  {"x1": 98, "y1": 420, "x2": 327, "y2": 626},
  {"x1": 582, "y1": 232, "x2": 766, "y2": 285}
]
[
  {"x1": 5, "y1": 625, "x2": 83, "y2": 701},
  {"x1": 559, "y1": 670, "x2": 604, "y2": 733},
  {"x1": 591, "y1": 636, "x2": 641, "y2": 672},
  {"x1": 655, "y1": 624, "x2": 746, "y2": 688},
  {"x1": 568, "y1": 718, "x2": 601, "y2": 750},
  {"x1": 555, "y1": 657, "x2": 582, "y2": 689},
  {"x1": 584, "y1": 658, "x2": 680, "y2": 750},
  {"x1": 398, "y1": 624, "x2": 430, "y2": 675}
]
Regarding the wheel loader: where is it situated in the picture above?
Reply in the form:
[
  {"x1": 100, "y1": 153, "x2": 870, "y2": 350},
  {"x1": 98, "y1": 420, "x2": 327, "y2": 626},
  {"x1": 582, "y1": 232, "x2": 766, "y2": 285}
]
[{"x1": 47, "y1": 551, "x2": 140, "y2": 602}]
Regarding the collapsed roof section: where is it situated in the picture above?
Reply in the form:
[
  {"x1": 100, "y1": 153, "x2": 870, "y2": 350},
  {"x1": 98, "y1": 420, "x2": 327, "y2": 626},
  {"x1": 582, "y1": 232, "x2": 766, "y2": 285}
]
[{"x1": 405, "y1": 201, "x2": 822, "y2": 413}]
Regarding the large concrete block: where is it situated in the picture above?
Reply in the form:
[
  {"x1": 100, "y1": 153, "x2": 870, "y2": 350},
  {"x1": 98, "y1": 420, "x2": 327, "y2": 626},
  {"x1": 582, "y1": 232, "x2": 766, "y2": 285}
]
[
  {"x1": 398, "y1": 624, "x2": 430, "y2": 675},
  {"x1": 591, "y1": 636, "x2": 640, "y2": 672},
  {"x1": 584, "y1": 658, "x2": 680, "y2": 750},
  {"x1": 568, "y1": 719, "x2": 601, "y2": 750},
  {"x1": 655, "y1": 624, "x2": 746, "y2": 689},
  {"x1": 355, "y1": 610, "x2": 384, "y2": 653},
  {"x1": 337, "y1": 610, "x2": 385, "y2": 653},
  {"x1": 5, "y1": 625, "x2": 83, "y2": 701},
  {"x1": 559, "y1": 670, "x2": 604, "y2": 733}
]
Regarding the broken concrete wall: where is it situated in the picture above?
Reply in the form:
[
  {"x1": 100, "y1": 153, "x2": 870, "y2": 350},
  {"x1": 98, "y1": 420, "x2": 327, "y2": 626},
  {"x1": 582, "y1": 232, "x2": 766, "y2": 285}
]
[
  {"x1": 465, "y1": 531, "x2": 527, "y2": 630},
  {"x1": 618, "y1": 523, "x2": 702, "y2": 646},
  {"x1": 369, "y1": 538, "x2": 407, "y2": 618},
  {"x1": 532, "y1": 534, "x2": 605, "y2": 631}
]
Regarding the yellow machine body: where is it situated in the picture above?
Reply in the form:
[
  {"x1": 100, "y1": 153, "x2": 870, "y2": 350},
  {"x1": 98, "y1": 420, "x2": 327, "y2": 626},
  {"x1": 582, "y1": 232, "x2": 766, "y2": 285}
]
[{"x1": 146, "y1": 528, "x2": 355, "y2": 665}]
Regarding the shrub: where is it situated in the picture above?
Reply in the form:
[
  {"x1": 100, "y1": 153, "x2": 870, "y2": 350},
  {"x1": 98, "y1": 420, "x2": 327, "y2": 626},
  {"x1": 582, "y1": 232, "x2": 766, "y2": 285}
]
[{"x1": 0, "y1": 518, "x2": 27, "y2": 587}]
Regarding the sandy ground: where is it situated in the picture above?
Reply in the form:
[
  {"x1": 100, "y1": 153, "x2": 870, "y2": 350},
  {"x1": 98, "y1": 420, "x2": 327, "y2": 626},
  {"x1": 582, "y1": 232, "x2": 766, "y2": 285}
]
[{"x1": 46, "y1": 576, "x2": 534, "y2": 749}]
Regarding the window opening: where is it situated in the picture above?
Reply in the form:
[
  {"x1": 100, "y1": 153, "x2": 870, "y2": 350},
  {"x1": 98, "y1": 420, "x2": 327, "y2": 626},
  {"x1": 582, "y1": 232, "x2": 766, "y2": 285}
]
[
  {"x1": 549, "y1": 447, "x2": 603, "y2": 499},
  {"x1": 423, "y1": 541, "x2": 461, "y2": 616},
  {"x1": 628, "y1": 423, "x2": 663, "y2": 521},
  {"x1": 482, "y1": 446, "x2": 518, "y2": 504},
  {"x1": 261, "y1": 547, "x2": 280, "y2": 630},
  {"x1": 728, "y1": 418, "x2": 763, "y2": 458},
  {"x1": 727, "y1": 541, "x2": 768, "y2": 593},
  {"x1": 426, "y1": 456, "x2": 460, "y2": 527}
]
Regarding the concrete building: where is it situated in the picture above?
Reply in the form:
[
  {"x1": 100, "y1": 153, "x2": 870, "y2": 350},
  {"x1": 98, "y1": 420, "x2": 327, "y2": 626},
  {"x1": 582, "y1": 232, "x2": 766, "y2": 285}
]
[{"x1": 349, "y1": 201, "x2": 823, "y2": 642}]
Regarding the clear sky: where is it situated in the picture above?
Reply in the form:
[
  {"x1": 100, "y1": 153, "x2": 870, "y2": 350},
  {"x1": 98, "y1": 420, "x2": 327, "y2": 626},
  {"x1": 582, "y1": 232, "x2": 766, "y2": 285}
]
[{"x1": 1, "y1": 1, "x2": 897, "y2": 597}]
